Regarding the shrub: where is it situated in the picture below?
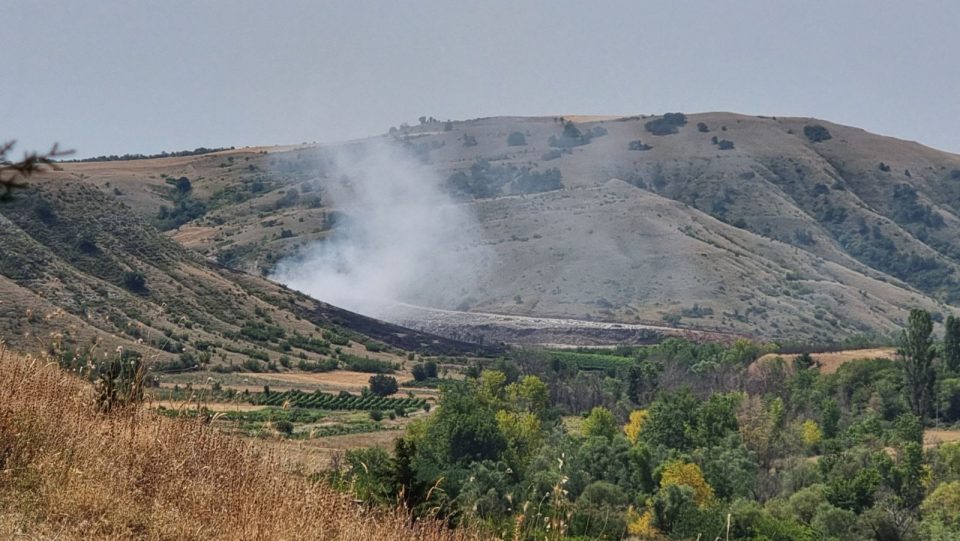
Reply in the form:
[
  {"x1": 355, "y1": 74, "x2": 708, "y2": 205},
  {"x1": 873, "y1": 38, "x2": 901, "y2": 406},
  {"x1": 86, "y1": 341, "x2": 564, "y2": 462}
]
[
  {"x1": 645, "y1": 113, "x2": 687, "y2": 136},
  {"x1": 549, "y1": 120, "x2": 592, "y2": 148},
  {"x1": 506, "y1": 132, "x2": 527, "y2": 146},
  {"x1": 122, "y1": 271, "x2": 148, "y2": 294},
  {"x1": 370, "y1": 410, "x2": 384, "y2": 421},
  {"x1": 803, "y1": 124, "x2": 832, "y2": 143},
  {"x1": 462, "y1": 134, "x2": 478, "y2": 147},
  {"x1": 274, "y1": 420, "x2": 294, "y2": 436},
  {"x1": 629, "y1": 140, "x2": 653, "y2": 151},
  {"x1": 175, "y1": 176, "x2": 192, "y2": 193},
  {"x1": 542, "y1": 149, "x2": 563, "y2": 161},
  {"x1": 717, "y1": 139, "x2": 735, "y2": 150},
  {"x1": 697, "y1": 122, "x2": 710, "y2": 133}
]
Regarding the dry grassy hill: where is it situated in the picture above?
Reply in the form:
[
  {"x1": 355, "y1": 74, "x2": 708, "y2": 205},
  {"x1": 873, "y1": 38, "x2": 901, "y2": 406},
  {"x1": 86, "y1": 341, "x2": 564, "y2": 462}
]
[
  {"x1": 0, "y1": 174, "x2": 491, "y2": 369},
  {"x1": 47, "y1": 112, "x2": 960, "y2": 342},
  {"x1": 0, "y1": 346, "x2": 484, "y2": 540}
]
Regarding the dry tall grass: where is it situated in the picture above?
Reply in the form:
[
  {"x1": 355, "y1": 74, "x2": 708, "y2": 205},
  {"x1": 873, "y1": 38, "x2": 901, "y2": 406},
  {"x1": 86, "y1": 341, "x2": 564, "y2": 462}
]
[{"x1": 0, "y1": 347, "x2": 487, "y2": 540}]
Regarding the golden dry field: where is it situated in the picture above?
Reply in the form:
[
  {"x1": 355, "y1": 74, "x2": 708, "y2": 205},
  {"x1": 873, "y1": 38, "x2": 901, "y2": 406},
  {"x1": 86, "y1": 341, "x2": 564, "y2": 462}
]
[{"x1": 0, "y1": 346, "x2": 484, "y2": 540}]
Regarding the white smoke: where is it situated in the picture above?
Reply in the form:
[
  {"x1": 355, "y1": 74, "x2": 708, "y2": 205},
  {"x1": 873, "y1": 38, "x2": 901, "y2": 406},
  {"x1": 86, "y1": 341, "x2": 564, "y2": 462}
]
[{"x1": 271, "y1": 139, "x2": 492, "y2": 319}]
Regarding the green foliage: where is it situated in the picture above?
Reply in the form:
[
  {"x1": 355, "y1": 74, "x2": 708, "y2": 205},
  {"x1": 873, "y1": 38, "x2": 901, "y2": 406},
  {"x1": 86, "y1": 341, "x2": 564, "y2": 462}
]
[
  {"x1": 427, "y1": 383, "x2": 507, "y2": 465},
  {"x1": 645, "y1": 112, "x2": 688, "y2": 136},
  {"x1": 549, "y1": 120, "x2": 593, "y2": 148},
  {"x1": 368, "y1": 374, "x2": 399, "y2": 397},
  {"x1": 121, "y1": 270, "x2": 148, "y2": 294},
  {"x1": 803, "y1": 124, "x2": 832, "y2": 142},
  {"x1": 506, "y1": 131, "x2": 527, "y2": 146},
  {"x1": 174, "y1": 176, "x2": 192, "y2": 193},
  {"x1": 445, "y1": 159, "x2": 562, "y2": 199},
  {"x1": 247, "y1": 389, "x2": 425, "y2": 410},
  {"x1": 155, "y1": 197, "x2": 208, "y2": 230},
  {"x1": 339, "y1": 354, "x2": 395, "y2": 373},
  {"x1": 901, "y1": 309, "x2": 937, "y2": 421},
  {"x1": 582, "y1": 406, "x2": 618, "y2": 440},
  {"x1": 643, "y1": 389, "x2": 700, "y2": 451},
  {"x1": 945, "y1": 315, "x2": 960, "y2": 373},
  {"x1": 716, "y1": 139, "x2": 735, "y2": 150},
  {"x1": 628, "y1": 140, "x2": 653, "y2": 151},
  {"x1": 312, "y1": 321, "x2": 960, "y2": 537},
  {"x1": 240, "y1": 320, "x2": 286, "y2": 343},
  {"x1": 411, "y1": 361, "x2": 438, "y2": 381},
  {"x1": 547, "y1": 350, "x2": 634, "y2": 371}
]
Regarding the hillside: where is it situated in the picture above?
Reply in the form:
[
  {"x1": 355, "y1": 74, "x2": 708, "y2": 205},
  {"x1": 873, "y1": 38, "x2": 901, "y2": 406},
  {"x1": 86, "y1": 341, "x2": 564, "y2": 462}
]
[
  {"x1": 0, "y1": 175, "x2": 491, "y2": 369},
  {"x1": 0, "y1": 346, "x2": 484, "y2": 540},
  {"x1": 51, "y1": 113, "x2": 960, "y2": 342}
]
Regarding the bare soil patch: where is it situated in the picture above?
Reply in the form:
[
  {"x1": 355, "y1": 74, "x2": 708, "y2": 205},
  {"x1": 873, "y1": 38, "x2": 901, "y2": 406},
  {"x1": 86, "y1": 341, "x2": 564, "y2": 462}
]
[{"x1": 925, "y1": 428, "x2": 960, "y2": 448}]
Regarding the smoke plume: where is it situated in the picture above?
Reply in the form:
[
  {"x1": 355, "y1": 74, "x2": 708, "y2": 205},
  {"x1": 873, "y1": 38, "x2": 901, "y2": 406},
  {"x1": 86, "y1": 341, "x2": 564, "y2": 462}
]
[{"x1": 271, "y1": 139, "x2": 491, "y2": 319}]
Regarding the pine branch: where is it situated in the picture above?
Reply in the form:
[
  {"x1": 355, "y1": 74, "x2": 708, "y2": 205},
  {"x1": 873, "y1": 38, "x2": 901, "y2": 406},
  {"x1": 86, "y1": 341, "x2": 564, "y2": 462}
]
[{"x1": 0, "y1": 140, "x2": 74, "y2": 200}]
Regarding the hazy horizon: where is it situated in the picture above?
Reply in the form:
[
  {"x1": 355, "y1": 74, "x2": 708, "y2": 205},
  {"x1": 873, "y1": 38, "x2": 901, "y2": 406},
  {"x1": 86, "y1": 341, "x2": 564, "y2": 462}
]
[{"x1": 6, "y1": 1, "x2": 960, "y2": 157}]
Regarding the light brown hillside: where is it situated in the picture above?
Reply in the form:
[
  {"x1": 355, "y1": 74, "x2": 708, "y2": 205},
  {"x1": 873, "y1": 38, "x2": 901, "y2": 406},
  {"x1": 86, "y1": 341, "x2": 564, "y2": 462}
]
[{"x1": 48, "y1": 113, "x2": 960, "y2": 342}]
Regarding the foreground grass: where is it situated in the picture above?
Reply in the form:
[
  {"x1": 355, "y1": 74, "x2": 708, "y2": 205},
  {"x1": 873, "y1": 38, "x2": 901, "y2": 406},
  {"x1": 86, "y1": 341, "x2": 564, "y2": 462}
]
[{"x1": 0, "y1": 347, "x2": 485, "y2": 540}]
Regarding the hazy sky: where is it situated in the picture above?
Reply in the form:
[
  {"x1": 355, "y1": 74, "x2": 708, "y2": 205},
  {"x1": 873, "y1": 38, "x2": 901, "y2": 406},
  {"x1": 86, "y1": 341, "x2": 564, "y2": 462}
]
[{"x1": 5, "y1": 0, "x2": 959, "y2": 158}]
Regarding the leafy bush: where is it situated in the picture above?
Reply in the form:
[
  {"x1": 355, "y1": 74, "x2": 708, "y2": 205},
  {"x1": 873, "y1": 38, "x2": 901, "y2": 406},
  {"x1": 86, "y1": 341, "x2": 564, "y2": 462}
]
[
  {"x1": 549, "y1": 121, "x2": 592, "y2": 148},
  {"x1": 629, "y1": 140, "x2": 653, "y2": 151},
  {"x1": 645, "y1": 113, "x2": 688, "y2": 136},
  {"x1": 803, "y1": 124, "x2": 832, "y2": 143},
  {"x1": 542, "y1": 149, "x2": 563, "y2": 161},
  {"x1": 175, "y1": 176, "x2": 192, "y2": 193},
  {"x1": 506, "y1": 132, "x2": 527, "y2": 146},
  {"x1": 122, "y1": 271, "x2": 148, "y2": 294}
]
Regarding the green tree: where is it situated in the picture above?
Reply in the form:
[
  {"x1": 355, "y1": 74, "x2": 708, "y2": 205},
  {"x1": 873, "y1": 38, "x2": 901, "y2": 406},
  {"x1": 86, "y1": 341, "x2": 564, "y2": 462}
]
[
  {"x1": 945, "y1": 315, "x2": 960, "y2": 373},
  {"x1": 693, "y1": 392, "x2": 742, "y2": 447},
  {"x1": 343, "y1": 447, "x2": 396, "y2": 503},
  {"x1": 505, "y1": 375, "x2": 550, "y2": 418},
  {"x1": 643, "y1": 389, "x2": 699, "y2": 451},
  {"x1": 368, "y1": 374, "x2": 398, "y2": 397},
  {"x1": 426, "y1": 382, "x2": 506, "y2": 465},
  {"x1": 582, "y1": 406, "x2": 617, "y2": 440},
  {"x1": 820, "y1": 398, "x2": 841, "y2": 439},
  {"x1": 900, "y1": 309, "x2": 936, "y2": 421}
]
